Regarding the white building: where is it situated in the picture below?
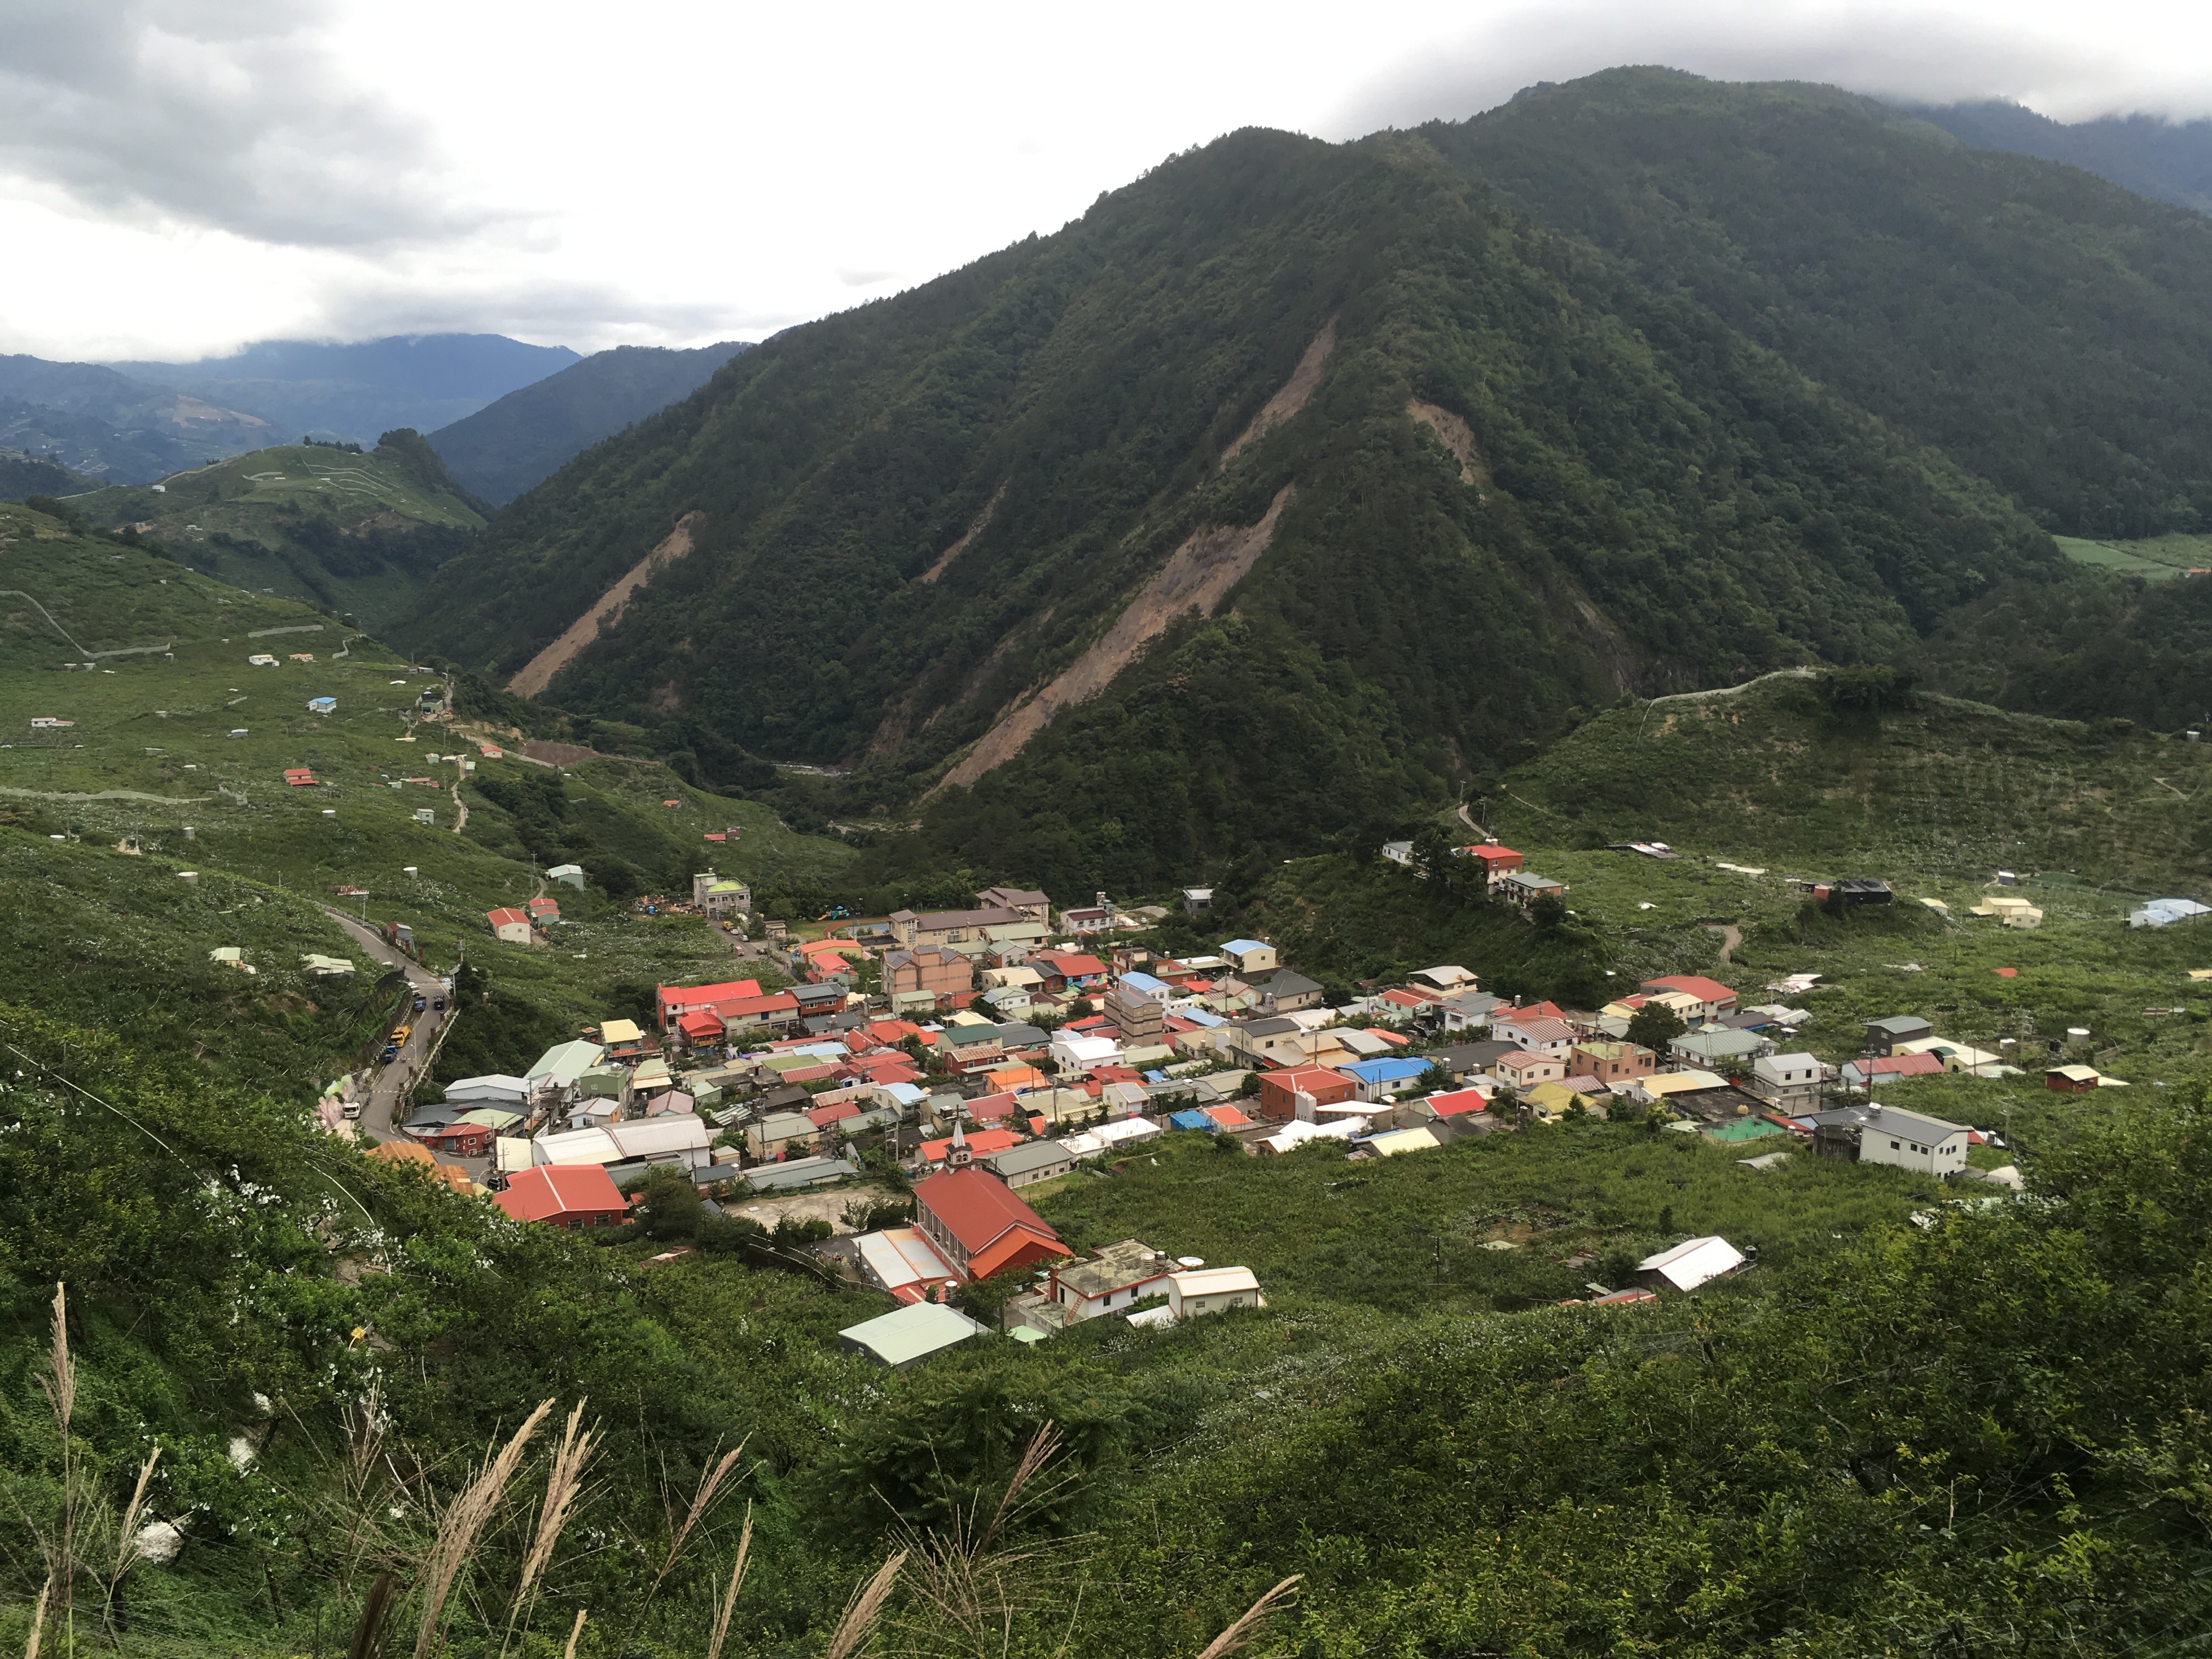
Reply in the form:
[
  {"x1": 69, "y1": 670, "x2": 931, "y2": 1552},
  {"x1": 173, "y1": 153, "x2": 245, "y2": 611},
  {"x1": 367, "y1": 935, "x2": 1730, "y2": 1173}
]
[
  {"x1": 1840, "y1": 1103, "x2": 1969, "y2": 1177},
  {"x1": 1049, "y1": 1239, "x2": 1177, "y2": 1322},
  {"x1": 1637, "y1": 1236, "x2": 1747, "y2": 1293},
  {"x1": 1051, "y1": 1031, "x2": 1124, "y2": 1073},
  {"x1": 1166, "y1": 1265, "x2": 1263, "y2": 1318},
  {"x1": 1748, "y1": 1052, "x2": 1824, "y2": 1111},
  {"x1": 531, "y1": 1116, "x2": 712, "y2": 1171}
]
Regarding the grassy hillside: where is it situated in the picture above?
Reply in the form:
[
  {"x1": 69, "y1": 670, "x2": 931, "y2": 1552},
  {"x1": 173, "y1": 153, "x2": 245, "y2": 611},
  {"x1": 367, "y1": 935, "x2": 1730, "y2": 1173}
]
[
  {"x1": 1497, "y1": 669, "x2": 2212, "y2": 888},
  {"x1": 0, "y1": 501, "x2": 854, "y2": 1076},
  {"x1": 63, "y1": 431, "x2": 485, "y2": 633},
  {"x1": 0, "y1": 830, "x2": 397, "y2": 1096},
  {"x1": 429, "y1": 341, "x2": 749, "y2": 504}
]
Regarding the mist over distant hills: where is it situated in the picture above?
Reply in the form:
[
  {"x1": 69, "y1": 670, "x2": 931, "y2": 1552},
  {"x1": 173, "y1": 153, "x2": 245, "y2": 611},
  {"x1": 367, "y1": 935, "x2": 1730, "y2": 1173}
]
[{"x1": 1903, "y1": 99, "x2": 2212, "y2": 217}]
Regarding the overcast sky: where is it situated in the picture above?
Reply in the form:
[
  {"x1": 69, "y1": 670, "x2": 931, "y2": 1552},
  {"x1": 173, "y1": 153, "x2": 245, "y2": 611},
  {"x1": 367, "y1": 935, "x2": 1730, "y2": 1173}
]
[{"x1": 4, "y1": 0, "x2": 2210, "y2": 363}]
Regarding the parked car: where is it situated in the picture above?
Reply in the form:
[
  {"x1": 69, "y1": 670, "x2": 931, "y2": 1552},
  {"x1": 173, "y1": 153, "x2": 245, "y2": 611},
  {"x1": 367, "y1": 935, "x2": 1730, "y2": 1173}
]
[
  {"x1": 413, "y1": 995, "x2": 427, "y2": 1013},
  {"x1": 379, "y1": 1045, "x2": 399, "y2": 1064}
]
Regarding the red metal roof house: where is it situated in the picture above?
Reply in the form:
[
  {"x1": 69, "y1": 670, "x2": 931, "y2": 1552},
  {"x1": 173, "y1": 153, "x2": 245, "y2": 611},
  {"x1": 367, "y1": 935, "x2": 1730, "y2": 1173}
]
[
  {"x1": 913, "y1": 1163, "x2": 1069, "y2": 1281},
  {"x1": 1639, "y1": 975, "x2": 1739, "y2": 1021},
  {"x1": 494, "y1": 1165, "x2": 628, "y2": 1229}
]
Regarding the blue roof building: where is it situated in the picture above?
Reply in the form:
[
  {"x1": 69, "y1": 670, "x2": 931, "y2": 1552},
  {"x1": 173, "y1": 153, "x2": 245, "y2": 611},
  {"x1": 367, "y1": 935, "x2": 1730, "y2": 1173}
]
[
  {"x1": 1167, "y1": 1109, "x2": 1215, "y2": 1132},
  {"x1": 1338, "y1": 1056, "x2": 1432, "y2": 1102}
]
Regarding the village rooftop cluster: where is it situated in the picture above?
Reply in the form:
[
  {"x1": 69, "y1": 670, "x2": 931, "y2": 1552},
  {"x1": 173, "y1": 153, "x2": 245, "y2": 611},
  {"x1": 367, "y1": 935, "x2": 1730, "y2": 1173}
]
[{"x1": 309, "y1": 836, "x2": 2168, "y2": 1362}]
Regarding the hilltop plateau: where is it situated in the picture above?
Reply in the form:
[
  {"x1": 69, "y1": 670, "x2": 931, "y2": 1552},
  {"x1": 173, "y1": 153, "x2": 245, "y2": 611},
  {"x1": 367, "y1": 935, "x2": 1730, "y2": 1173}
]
[
  {"x1": 0, "y1": 501, "x2": 852, "y2": 1084},
  {"x1": 59, "y1": 432, "x2": 486, "y2": 633}
]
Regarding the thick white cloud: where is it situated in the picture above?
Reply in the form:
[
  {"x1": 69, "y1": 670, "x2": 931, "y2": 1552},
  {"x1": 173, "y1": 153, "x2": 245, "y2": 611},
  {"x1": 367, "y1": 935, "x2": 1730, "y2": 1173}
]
[
  {"x1": 0, "y1": 0, "x2": 493, "y2": 247},
  {"x1": 1, "y1": 0, "x2": 2208, "y2": 362}
]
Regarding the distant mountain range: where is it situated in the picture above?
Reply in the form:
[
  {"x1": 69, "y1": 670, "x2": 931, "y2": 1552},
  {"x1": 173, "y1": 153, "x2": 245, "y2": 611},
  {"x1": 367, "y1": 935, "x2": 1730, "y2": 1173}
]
[
  {"x1": 426, "y1": 342, "x2": 749, "y2": 504},
  {"x1": 1903, "y1": 100, "x2": 2212, "y2": 216},
  {"x1": 0, "y1": 332, "x2": 748, "y2": 499},
  {"x1": 108, "y1": 333, "x2": 580, "y2": 448}
]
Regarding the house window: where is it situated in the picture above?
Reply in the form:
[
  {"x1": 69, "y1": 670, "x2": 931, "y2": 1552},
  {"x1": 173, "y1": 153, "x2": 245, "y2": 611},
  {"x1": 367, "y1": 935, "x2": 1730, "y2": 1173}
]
[{"x1": 1889, "y1": 1140, "x2": 1900, "y2": 1149}]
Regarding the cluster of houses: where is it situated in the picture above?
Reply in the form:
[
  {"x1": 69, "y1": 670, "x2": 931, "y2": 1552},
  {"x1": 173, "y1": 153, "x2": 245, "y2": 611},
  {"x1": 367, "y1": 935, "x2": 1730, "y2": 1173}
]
[
  {"x1": 428, "y1": 873, "x2": 2083, "y2": 1206},
  {"x1": 834, "y1": 1131, "x2": 1265, "y2": 1367},
  {"x1": 394, "y1": 862, "x2": 2144, "y2": 1363}
]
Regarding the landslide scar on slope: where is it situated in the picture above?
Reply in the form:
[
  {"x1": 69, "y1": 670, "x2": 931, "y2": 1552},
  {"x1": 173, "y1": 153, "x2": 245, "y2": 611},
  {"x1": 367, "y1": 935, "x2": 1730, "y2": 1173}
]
[
  {"x1": 933, "y1": 484, "x2": 1296, "y2": 792},
  {"x1": 918, "y1": 484, "x2": 1005, "y2": 583},
  {"x1": 506, "y1": 511, "x2": 702, "y2": 697},
  {"x1": 1219, "y1": 319, "x2": 1338, "y2": 466},
  {"x1": 1407, "y1": 399, "x2": 1489, "y2": 490}
]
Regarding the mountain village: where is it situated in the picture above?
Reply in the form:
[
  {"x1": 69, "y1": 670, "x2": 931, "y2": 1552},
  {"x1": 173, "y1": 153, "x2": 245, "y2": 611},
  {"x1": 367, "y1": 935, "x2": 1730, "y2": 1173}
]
[{"x1": 338, "y1": 844, "x2": 2097, "y2": 1369}]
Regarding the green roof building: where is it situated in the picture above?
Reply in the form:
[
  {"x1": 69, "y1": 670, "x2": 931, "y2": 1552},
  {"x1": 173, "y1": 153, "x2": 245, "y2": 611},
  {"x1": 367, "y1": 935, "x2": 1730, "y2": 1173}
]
[{"x1": 838, "y1": 1302, "x2": 990, "y2": 1369}]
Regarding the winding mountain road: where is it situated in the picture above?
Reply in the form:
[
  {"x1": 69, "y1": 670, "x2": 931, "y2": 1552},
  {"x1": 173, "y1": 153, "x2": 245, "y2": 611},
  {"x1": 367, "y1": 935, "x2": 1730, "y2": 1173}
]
[{"x1": 319, "y1": 907, "x2": 449, "y2": 1147}]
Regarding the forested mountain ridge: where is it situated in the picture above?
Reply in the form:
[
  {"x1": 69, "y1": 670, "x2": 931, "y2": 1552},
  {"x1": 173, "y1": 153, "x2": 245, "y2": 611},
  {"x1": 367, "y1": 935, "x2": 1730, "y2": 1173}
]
[
  {"x1": 399, "y1": 69, "x2": 2212, "y2": 890},
  {"x1": 428, "y1": 341, "x2": 751, "y2": 504},
  {"x1": 1441, "y1": 72, "x2": 2212, "y2": 538}
]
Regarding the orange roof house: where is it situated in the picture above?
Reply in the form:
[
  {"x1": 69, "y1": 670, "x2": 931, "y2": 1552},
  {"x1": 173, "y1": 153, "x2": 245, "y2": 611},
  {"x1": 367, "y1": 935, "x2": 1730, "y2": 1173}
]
[
  {"x1": 1638, "y1": 975, "x2": 1739, "y2": 1018},
  {"x1": 656, "y1": 978, "x2": 764, "y2": 1031},
  {"x1": 1457, "y1": 844, "x2": 1525, "y2": 876},
  {"x1": 494, "y1": 1165, "x2": 628, "y2": 1228},
  {"x1": 369, "y1": 1139, "x2": 474, "y2": 1193},
  {"x1": 1256, "y1": 1064, "x2": 1358, "y2": 1124},
  {"x1": 913, "y1": 1163, "x2": 1068, "y2": 1281},
  {"x1": 916, "y1": 1125, "x2": 1024, "y2": 1165}
]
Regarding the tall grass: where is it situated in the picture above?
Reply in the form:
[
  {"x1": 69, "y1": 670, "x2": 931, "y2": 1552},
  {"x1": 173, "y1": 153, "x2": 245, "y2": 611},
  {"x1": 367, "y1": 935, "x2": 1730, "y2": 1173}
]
[{"x1": 411, "y1": 1399, "x2": 551, "y2": 1659}]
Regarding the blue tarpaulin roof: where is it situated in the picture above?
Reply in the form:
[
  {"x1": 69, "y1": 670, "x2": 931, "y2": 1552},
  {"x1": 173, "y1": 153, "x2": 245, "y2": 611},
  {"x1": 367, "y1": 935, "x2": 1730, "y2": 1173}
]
[
  {"x1": 1168, "y1": 1109, "x2": 1214, "y2": 1132},
  {"x1": 1339, "y1": 1057, "x2": 1429, "y2": 1085}
]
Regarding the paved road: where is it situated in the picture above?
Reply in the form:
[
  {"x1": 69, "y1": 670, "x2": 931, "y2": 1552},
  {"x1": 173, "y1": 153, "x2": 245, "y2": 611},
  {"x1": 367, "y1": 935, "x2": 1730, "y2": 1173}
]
[{"x1": 319, "y1": 907, "x2": 453, "y2": 1148}]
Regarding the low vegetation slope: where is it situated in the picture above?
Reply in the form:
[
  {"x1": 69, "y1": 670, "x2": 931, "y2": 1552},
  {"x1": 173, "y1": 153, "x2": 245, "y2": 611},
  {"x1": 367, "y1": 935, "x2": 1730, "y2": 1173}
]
[
  {"x1": 4, "y1": 996, "x2": 2212, "y2": 1655},
  {"x1": 61, "y1": 431, "x2": 486, "y2": 634},
  {"x1": 0, "y1": 502, "x2": 853, "y2": 1082},
  {"x1": 0, "y1": 448, "x2": 95, "y2": 501},
  {"x1": 1499, "y1": 668, "x2": 2212, "y2": 888}
]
